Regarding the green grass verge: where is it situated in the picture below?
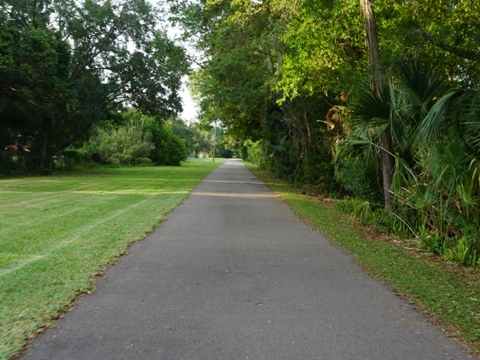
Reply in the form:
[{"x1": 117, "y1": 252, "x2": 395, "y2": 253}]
[
  {"x1": 247, "y1": 164, "x2": 480, "y2": 355},
  {"x1": 0, "y1": 158, "x2": 225, "y2": 359}
]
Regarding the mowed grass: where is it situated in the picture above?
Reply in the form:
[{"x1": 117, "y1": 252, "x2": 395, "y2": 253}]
[
  {"x1": 247, "y1": 164, "x2": 480, "y2": 355},
  {"x1": 0, "y1": 158, "x2": 225, "y2": 359}
]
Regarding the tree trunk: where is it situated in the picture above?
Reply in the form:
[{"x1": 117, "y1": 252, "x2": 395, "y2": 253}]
[
  {"x1": 35, "y1": 118, "x2": 53, "y2": 174},
  {"x1": 360, "y1": 0, "x2": 394, "y2": 208}
]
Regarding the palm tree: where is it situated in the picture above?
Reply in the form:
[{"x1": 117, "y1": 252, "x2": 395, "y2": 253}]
[
  {"x1": 360, "y1": 0, "x2": 394, "y2": 208},
  {"x1": 415, "y1": 83, "x2": 480, "y2": 236}
]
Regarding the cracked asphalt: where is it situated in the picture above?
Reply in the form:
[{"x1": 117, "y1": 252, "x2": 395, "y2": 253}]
[{"x1": 21, "y1": 160, "x2": 472, "y2": 359}]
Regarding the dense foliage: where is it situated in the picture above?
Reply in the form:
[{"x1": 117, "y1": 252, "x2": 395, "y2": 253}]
[
  {"x1": 2, "y1": 0, "x2": 479, "y2": 265},
  {"x1": 169, "y1": 0, "x2": 480, "y2": 266},
  {"x1": 0, "y1": 0, "x2": 189, "y2": 174}
]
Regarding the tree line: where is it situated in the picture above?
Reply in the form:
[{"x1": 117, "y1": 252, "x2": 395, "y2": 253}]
[
  {"x1": 169, "y1": 0, "x2": 480, "y2": 266},
  {"x1": 2, "y1": 0, "x2": 479, "y2": 266},
  {"x1": 0, "y1": 0, "x2": 194, "y2": 173}
]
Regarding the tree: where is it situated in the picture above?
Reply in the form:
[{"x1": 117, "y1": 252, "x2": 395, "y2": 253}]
[
  {"x1": 170, "y1": 0, "x2": 340, "y2": 184},
  {"x1": 188, "y1": 124, "x2": 212, "y2": 157},
  {"x1": 142, "y1": 116, "x2": 189, "y2": 166},
  {"x1": 168, "y1": 0, "x2": 480, "y2": 198},
  {"x1": 376, "y1": 0, "x2": 480, "y2": 86},
  {"x1": 360, "y1": 0, "x2": 393, "y2": 208},
  {"x1": 84, "y1": 121, "x2": 154, "y2": 166},
  {"x1": 0, "y1": 0, "x2": 189, "y2": 173},
  {"x1": 166, "y1": 0, "x2": 480, "y2": 264},
  {"x1": 0, "y1": 24, "x2": 75, "y2": 172}
]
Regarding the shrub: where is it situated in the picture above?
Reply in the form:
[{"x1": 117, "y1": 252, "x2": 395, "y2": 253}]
[
  {"x1": 335, "y1": 155, "x2": 381, "y2": 201},
  {"x1": 142, "y1": 117, "x2": 189, "y2": 166},
  {"x1": 53, "y1": 148, "x2": 89, "y2": 170},
  {"x1": 244, "y1": 139, "x2": 265, "y2": 166},
  {"x1": 84, "y1": 122, "x2": 154, "y2": 165}
]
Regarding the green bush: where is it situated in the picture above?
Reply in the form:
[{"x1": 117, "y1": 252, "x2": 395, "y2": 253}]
[
  {"x1": 53, "y1": 148, "x2": 89, "y2": 170},
  {"x1": 0, "y1": 150, "x2": 31, "y2": 176},
  {"x1": 335, "y1": 197, "x2": 365, "y2": 214},
  {"x1": 335, "y1": 155, "x2": 381, "y2": 201},
  {"x1": 244, "y1": 139, "x2": 265, "y2": 166},
  {"x1": 143, "y1": 117, "x2": 189, "y2": 166},
  {"x1": 84, "y1": 122, "x2": 154, "y2": 165},
  {"x1": 443, "y1": 237, "x2": 479, "y2": 267}
]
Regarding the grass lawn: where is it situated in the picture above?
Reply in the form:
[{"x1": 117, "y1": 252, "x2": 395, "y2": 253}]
[
  {"x1": 247, "y1": 164, "x2": 480, "y2": 355},
  {"x1": 0, "y1": 158, "x2": 225, "y2": 359}
]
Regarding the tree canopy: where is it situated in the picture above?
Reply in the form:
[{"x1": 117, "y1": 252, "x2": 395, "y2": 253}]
[
  {"x1": 2, "y1": 0, "x2": 479, "y2": 264},
  {"x1": 168, "y1": 0, "x2": 480, "y2": 266},
  {"x1": 0, "y1": 0, "x2": 189, "y2": 173}
]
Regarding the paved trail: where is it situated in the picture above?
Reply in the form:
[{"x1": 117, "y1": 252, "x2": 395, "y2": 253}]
[{"x1": 22, "y1": 160, "x2": 471, "y2": 359}]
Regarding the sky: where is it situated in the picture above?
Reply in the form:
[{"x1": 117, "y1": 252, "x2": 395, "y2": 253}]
[
  {"x1": 179, "y1": 80, "x2": 198, "y2": 124},
  {"x1": 158, "y1": 0, "x2": 200, "y2": 124}
]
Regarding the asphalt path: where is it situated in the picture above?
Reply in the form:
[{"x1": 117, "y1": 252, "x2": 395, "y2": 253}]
[{"x1": 21, "y1": 160, "x2": 471, "y2": 359}]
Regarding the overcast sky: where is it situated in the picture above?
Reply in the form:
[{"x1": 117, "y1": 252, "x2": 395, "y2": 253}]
[
  {"x1": 157, "y1": 0, "x2": 200, "y2": 124},
  {"x1": 180, "y1": 80, "x2": 198, "y2": 124}
]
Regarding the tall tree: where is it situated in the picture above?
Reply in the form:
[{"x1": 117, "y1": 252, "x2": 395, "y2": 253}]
[
  {"x1": 168, "y1": 0, "x2": 480, "y2": 198},
  {"x1": 360, "y1": 0, "x2": 393, "y2": 208},
  {"x1": 0, "y1": 0, "x2": 189, "y2": 173}
]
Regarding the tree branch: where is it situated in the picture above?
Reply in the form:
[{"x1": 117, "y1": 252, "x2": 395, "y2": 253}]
[{"x1": 412, "y1": 29, "x2": 480, "y2": 61}]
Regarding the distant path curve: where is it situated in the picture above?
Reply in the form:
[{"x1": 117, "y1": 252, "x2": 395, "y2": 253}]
[{"x1": 22, "y1": 160, "x2": 471, "y2": 359}]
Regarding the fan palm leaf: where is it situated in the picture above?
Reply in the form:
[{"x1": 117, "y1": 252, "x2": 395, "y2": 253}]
[
  {"x1": 416, "y1": 89, "x2": 463, "y2": 145},
  {"x1": 461, "y1": 88, "x2": 480, "y2": 154},
  {"x1": 400, "y1": 64, "x2": 449, "y2": 123},
  {"x1": 351, "y1": 80, "x2": 407, "y2": 148}
]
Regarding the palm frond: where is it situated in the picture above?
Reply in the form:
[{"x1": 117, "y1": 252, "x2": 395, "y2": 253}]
[
  {"x1": 461, "y1": 88, "x2": 480, "y2": 154},
  {"x1": 415, "y1": 89, "x2": 463, "y2": 145},
  {"x1": 340, "y1": 139, "x2": 395, "y2": 158},
  {"x1": 410, "y1": 184, "x2": 437, "y2": 211},
  {"x1": 400, "y1": 64, "x2": 449, "y2": 122},
  {"x1": 391, "y1": 155, "x2": 417, "y2": 192},
  {"x1": 388, "y1": 84, "x2": 410, "y2": 149},
  {"x1": 350, "y1": 82, "x2": 408, "y2": 154},
  {"x1": 351, "y1": 87, "x2": 390, "y2": 128},
  {"x1": 429, "y1": 139, "x2": 470, "y2": 192}
]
